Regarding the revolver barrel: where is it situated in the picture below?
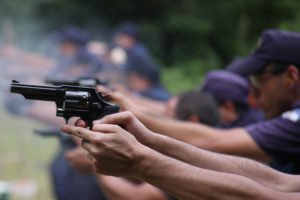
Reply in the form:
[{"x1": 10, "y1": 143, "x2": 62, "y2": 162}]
[{"x1": 10, "y1": 80, "x2": 119, "y2": 124}]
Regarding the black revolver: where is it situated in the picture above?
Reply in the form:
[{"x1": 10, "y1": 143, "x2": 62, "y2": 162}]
[
  {"x1": 10, "y1": 80, "x2": 119, "y2": 126},
  {"x1": 44, "y1": 76, "x2": 107, "y2": 87}
]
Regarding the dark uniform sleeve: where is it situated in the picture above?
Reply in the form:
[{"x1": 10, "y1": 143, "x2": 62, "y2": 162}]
[{"x1": 246, "y1": 114, "x2": 300, "y2": 156}]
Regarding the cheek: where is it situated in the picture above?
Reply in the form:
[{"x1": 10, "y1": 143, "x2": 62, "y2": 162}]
[{"x1": 259, "y1": 79, "x2": 288, "y2": 118}]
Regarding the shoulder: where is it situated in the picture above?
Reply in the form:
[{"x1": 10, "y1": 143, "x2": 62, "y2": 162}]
[
  {"x1": 245, "y1": 108, "x2": 300, "y2": 156},
  {"x1": 281, "y1": 108, "x2": 300, "y2": 122},
  {"x1": 246, "y1": 108, "x2": 300, "y2": 135},
  {"x1": 141, "y1": 86, "x2": 170, "y2": 101}
]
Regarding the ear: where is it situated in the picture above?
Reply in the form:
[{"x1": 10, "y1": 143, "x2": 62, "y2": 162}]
[{"x1": 285, "y1": 65, "x2": 299, "y2": 89}]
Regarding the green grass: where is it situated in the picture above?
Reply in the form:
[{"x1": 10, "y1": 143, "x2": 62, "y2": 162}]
[{"x1": 0, "y1": 107, "x2": 59, "y2": 200}]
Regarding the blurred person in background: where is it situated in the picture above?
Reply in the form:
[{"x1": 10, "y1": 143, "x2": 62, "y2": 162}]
[
  {"x1": 126, "y1": 55, "x2": 170, "y2": 101},
  {"x1": 45, "y1": 25, "x2": 108, "y2": 200},
  {"x1": 4, "y1": 25, "x2": 108, "y2": 200},
  {"x1": 201, "y1": 70, "x2": 265, "y2": 128},
  {"x1": 114, "y1": 22, "x2": 149, "y2": 71},
  {"x1": 49, "y1": 25, "x2": 105, "y2": 76},
  {"x1": 174, "y1": 90, "x2": 220, "y2": 126},
  {"x1": 101, "y1": 29, "x2": 300, "y2": 175}
]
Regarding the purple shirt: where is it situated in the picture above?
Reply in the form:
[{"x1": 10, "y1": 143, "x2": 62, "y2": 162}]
[{"x1": 246, "y1": 101, "x2": 300, "y2": 174}]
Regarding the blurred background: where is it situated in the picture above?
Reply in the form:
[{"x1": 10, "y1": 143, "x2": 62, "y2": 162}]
[{"x1": 1, "y1": 0, "x2": 300, "y2": 199}]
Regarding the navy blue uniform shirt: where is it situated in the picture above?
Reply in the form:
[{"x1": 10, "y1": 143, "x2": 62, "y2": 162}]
[{"x1": 246, "y1": 101, "x2": 300, "y2": 174}]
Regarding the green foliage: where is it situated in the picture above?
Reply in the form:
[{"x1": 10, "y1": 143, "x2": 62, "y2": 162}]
[
  {"x1": 2, "y1": 0, "x2": 300, "y2": 93},
  {"x1": 2, "y1": 0, "x2": 300, "y2": 66},
  {"x1": 162, "y1": 58, "x2": 220, "y2": 94},
  {"x1": 279, "y1": 12, "x2": 300, "y2": 32}
]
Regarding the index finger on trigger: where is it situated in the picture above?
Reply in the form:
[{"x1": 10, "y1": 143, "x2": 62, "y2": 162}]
[{"x1": 61, "y1": 125, "x2": 94, "y2": 142}]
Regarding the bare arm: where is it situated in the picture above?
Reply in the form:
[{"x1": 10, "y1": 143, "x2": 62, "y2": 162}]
[
  {"x1": 97, "y1": 85, "x2": 167, "y2": 117},
  {"x1": 94, "y1": 112, "x2": 300, "y2": 193},
  {"x1": 62, "y1": 123, "x2": 299, "y2": 200},
  {"x1": 97, "y1": 175, "x2": 169, "y2": 200},
  {"x1": 134, "y1": 110, "x2": 271, "y2": 161},
  {"x1": 145, "y1": 131, "x2": 300, "y2": 192},
  {"x1": 105, "y1": 91, "x2": 271, "y2": 161},
  {"x1": 136, "y1": 146, "x2": 299, "y2": 200}
]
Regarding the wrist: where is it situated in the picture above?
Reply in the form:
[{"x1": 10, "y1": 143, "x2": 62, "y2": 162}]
[
  {"x1": 130, "y1": 144, "x2": 156, "y2": 178},
  {"x1": 141, "y1": 130, "x2": 158, "y2": 148}
]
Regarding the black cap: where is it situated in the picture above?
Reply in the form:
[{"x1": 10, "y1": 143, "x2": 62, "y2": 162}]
[
  {"x1": 201, "y1": 70, "x2": 250, "y2": 107},
  {"x1": 116, "y1": 22, "x2": 139, "y2": 39},
  {"x1": 52, "y1": 25, "x2": 90, "y2": 47},
  {"x1": 234, "y1": 29, "x2": 300, "y2": 76}
]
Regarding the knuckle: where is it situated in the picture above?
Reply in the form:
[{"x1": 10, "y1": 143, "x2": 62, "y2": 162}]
[
  {"x1": 103, "y1": 114, "x2": 112, "y2": 123},
  {"x1": 91, "y1": 149, "x2": 99, "y2": 157},
  {"x1": 123, "y1": 111, "x2": 134, "y2": 120},
  {"x1": 77, "y1": 128, "x2": 85, "y2": 137},
  {"x1": 92, "y1": 135, "x2": 103, "y2": 145}
]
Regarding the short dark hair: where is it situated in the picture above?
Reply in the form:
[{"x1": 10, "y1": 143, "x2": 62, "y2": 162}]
[{"x1": 175, "y1": 90, "x2": 220, "y2": 127}]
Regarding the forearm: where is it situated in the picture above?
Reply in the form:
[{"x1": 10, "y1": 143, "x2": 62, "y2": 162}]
[
  {"x1": 145, "y1": 132, "x2": 300, "y2": 192},
  {"x1": 129, "y1": 95, "x2": 166, "y2": 115},
  {"x1": 97, "y1": 175, "x2": 167, "y2": 200},
  {"x1": 134, "y1": 110, "x2": 217, "y2": 147},
  {"x1": 134, "y1": 147, "x2": 284, "y2": 200},
  {"x1": 97, "y1": 175, "x2": 137, "y2": 200}
]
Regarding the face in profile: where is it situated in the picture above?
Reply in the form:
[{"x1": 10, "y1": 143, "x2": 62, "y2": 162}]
[
  {"x1": 60, "y1": 42, "x2": 78, "y2": 56},
  {"x1": 128, "y1": 72, "x2": 151, "y2": 92},
  {"x1": 251, "y1": 66, "x2": 296, "y2": 119},
  {"x1": 114, "y1": 33, "x2": 134, "y2": 49}
]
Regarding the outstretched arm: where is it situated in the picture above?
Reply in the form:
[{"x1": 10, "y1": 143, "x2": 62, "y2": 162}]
[
  {"x1": 97, "y1": 175, "x2": 169, "y2": 200},
  {"x1": 61, "y1": 122, "x2": 299, "y2": 200},
  {"x1": 93, "y1": 112, "x2": 300, "y2": 193},
  {"x1": 101, "y1": 89, "x2": 271, "y2": 161}
]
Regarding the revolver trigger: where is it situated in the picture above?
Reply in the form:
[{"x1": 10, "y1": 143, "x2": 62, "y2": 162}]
[{"x1": 65, "y1": 117, "x2": 70, "y2": 124}]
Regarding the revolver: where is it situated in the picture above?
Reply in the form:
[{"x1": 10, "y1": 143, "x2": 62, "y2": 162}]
[{"x1": 10, "y1": 80, "x2": 119, "y2": 126}]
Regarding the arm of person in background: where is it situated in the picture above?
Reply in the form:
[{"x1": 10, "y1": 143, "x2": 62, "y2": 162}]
[
  {"x1": 128, "y1": 95, "x2": 167, "y2": 115},
  {"x1": 62, "y1": 117, "x2": 300, "y2": 200},
  {"x1": 111, "y1": 84, "x2": 167, "y2": 113},
  {"x1": 97, "y1": 175, "x2": 170, "y2": 200},
  {"x1": 101, "y1": 89, "x2": 270, "y2": 161},
  {"x1": 92, "y1": 112, "x2": 300, "y2": 193},
  {"x1": 97, "y1": 85, "x2": 168, "y2": 118},
  {"x1": 1, "y1": 45, "x2": 55, "y2": 71}
]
